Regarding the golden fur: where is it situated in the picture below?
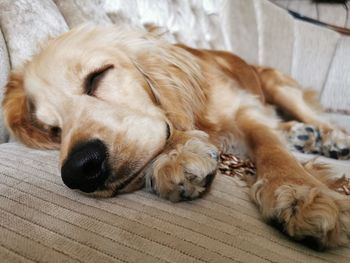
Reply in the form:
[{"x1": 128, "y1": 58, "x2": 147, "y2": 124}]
[{"x1": 2, "y1": 25, "x2": 350, "y2": 249}]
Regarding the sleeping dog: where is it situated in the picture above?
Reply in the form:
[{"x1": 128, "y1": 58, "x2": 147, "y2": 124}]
[{"x1": 2, "y1": 25, "x2": 350, "y2": 249}]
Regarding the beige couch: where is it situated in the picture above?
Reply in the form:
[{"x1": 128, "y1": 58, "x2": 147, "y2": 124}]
[{"x1": 0, "y1": 0, "x2": 349, "y2": 262}]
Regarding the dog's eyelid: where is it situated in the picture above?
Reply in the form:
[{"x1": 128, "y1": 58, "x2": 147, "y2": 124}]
[
  {"x1": 50, "y1": 126, "x2": 61, "y2": 138},
  {"x1": 84, "y1": 64, "x2": 114, "y2": 96},
  {"x1": 166, "y1": 122, "x2": 171, "y2": 140}
]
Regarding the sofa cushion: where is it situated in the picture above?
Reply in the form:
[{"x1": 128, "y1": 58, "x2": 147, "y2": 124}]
[
  {"x1": 321, "y1": 37, "x2": 350, "y2": 114},
  {"x1": 0, "y1": 0, "x2": 68, "y2": 69},
  {"x1": 53, "y1": 0, "x2": 111, "y2": 28},
  {"x1": 0, "y1": 142, "x2": 350, "y2": 262}
]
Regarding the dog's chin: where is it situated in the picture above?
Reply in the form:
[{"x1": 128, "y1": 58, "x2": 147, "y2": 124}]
[
  {"x1": 79, "y1": 188, "x2": 116, "y2": 198},
  {"x1": 76, "y1": 168, "x2": 147, "y2": 198},
  {"x1": 76, "y1": 182, "x2": 122, "y2": 198}
]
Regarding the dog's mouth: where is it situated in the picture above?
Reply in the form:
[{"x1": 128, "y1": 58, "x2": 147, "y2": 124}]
[
  {"x1": 77, "y1": 160, "x2": 150, "y2": 197},
  {"x1": 104, "y1": 150, "x2": 167, "y2": 196},
  {"x1": 63, "y1": 158, "x2": 144, "y2": 195},
  {"x1": 61, "y1": 121, "x2": 170, "y2": 196}
]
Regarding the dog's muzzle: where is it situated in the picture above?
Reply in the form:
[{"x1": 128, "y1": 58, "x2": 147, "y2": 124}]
[{"x1": 61, "y1": 139, "x2": 110, "y2": 193}]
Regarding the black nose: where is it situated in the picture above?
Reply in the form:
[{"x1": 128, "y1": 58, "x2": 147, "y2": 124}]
[{"x1": 61, "y1": 139, "x2": 109, "y2": 193}]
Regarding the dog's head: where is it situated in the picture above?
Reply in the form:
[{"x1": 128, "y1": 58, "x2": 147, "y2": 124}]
[{"x1": 2, "y1": 26, "x2": 204, "y2": 196}]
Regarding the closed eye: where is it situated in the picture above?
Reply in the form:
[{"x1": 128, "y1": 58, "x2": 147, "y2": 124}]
[{"x1": 84, "y1": 64, "x2": 114, "y2": 96}]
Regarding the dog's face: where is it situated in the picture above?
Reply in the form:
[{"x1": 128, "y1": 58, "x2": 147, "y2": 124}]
[{"x1": 3, "y1": 26, "x2": 172, "y2": 196}]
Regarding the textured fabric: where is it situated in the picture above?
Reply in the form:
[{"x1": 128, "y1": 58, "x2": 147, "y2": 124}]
[
  {"x1": 103, "y1": 0, "x2": 227, "y2": 50},
  {"x1": 271, "y1": 0, "x2": 350, "y2": 29},
  {"x1": 0, "y1": 0, "x2": 68, "y2": 68},
  {"x1": 268, "y1": 0, "x2": 350, "y2": 113},
  {"x1": 53, "y1": 0, "x2": 111, "y2": 28},
  {"x1": 220, "y1": 0, "x2": 259, "y2": 64},
  {"x1": 0, "y1": 142, "x2": 350, "y2": 263},
  {"x1": 292, "y1": 20, "x2": 340, "y2": 94},
  {"x1": 258, "y1": 0, "x2": 295, "y2": 75},
  {"x1": 321, "y1": 37, "x2": 350, "y2": 112},
  {"x1": 327, "y1": 113, "x2": 350, "y2": 132}
]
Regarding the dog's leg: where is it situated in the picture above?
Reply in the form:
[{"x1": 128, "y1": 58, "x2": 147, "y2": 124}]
[
  {"x1": 144, "y1": 129, "x2": 219, "y2": 202},
  {"x1": 235, "y1": 107, "x2": 350, "y2": 249},
  {"x1": 256, "y1": 67, "x2": 331, "y2": 129},
  {"x1": 257, "y1": 67, "x2": 350, "y2": 160}
]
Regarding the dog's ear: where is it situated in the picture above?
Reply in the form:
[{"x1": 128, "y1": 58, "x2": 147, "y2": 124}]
[
  {"x1": 2, "y1": 72, "x2": 60, "y2": 149},
  {"x1": 134, "y1": 45, "x2": 207, "y2": 131}
]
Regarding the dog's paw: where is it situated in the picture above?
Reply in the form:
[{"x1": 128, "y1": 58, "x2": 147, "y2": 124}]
[
  {"x1": 321, "y1": 129, "x2": 350, "y2": 160},
  {"x1": 273, "y1": 185, "x2": 350, "y2": 249},
  {"x1": 252, "y1": 178, "x2": 350, "y2": 250},
  {"x1": 284, "y1": 122, "x2": 322, "y2": 154},
  {"x1": 284, "y1": 122, "x2": 350, "y2": 160},
  {"x1": 145, "y1": 132, "x2": 218, "y2": 202}
]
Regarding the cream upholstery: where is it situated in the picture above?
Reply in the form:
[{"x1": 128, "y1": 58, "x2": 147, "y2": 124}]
[
  {"x1": 272, "y1": 0, "x2": 350, "y2": 29},
  {"x1": 0, "y1": 1, "x2": 350, "y2": 262}
]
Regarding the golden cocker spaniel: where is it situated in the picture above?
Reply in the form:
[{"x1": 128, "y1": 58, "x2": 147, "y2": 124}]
[{"x1": 3, "y1": 25, "x2": 350, "y2": 249}]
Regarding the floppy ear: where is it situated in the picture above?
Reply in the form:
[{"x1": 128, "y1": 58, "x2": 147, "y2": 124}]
[
  {"x1": 2, "y1": 72, "x2": 60, "y2": 149},
  {"x1": 134, "y1": 45, "x2": 207, "y2": 131}
]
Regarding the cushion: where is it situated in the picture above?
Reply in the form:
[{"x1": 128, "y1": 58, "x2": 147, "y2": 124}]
[
  {"x1": 271, "y1": 0, "x2": 350, "y2": 29},
  {"x1": 0, "y1": 142, "x2": 349, "y2": 262},
  {"x1": 0, "y1": 0, "x2": 68, "y2": 68},
  {"x1": 52, "y1": 0, "x2": 111, "y2": 28}
]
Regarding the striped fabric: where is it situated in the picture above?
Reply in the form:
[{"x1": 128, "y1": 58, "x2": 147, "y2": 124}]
[
  {"x1": 0, "y1": 0, "x2": 349, "y2": 144},
  {"x1": 1, "y1": 142, "x2": 350, "y2": 262}
]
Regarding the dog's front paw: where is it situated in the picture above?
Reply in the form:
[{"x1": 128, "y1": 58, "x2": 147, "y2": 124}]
[
  {"x1": 252, "y1": 179, "x2": 350, "y2": 249},
  {"x1": 145, "y1": 132, "x2": 218, "y2": 202},
  {"x1": 274, "y1": 185, "x2": 350, "y2": 249}
]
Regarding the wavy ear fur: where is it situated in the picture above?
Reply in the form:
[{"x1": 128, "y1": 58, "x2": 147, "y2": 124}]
[
  {"x1": 134, "y1": 44, "x2": 208, "y2": 131},
  {"x1": 2, "y1": 72, "x2": 60, "y2": 149}
]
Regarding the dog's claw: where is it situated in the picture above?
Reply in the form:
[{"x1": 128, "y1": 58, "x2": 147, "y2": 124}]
[{"x1": 208, "y1": 150, "x2": 219, "y2": 161}]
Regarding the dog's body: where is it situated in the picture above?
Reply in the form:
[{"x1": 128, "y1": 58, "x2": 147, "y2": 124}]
[{"x1": 2, "y1": 26, "x2": 350, "y2": 249}]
